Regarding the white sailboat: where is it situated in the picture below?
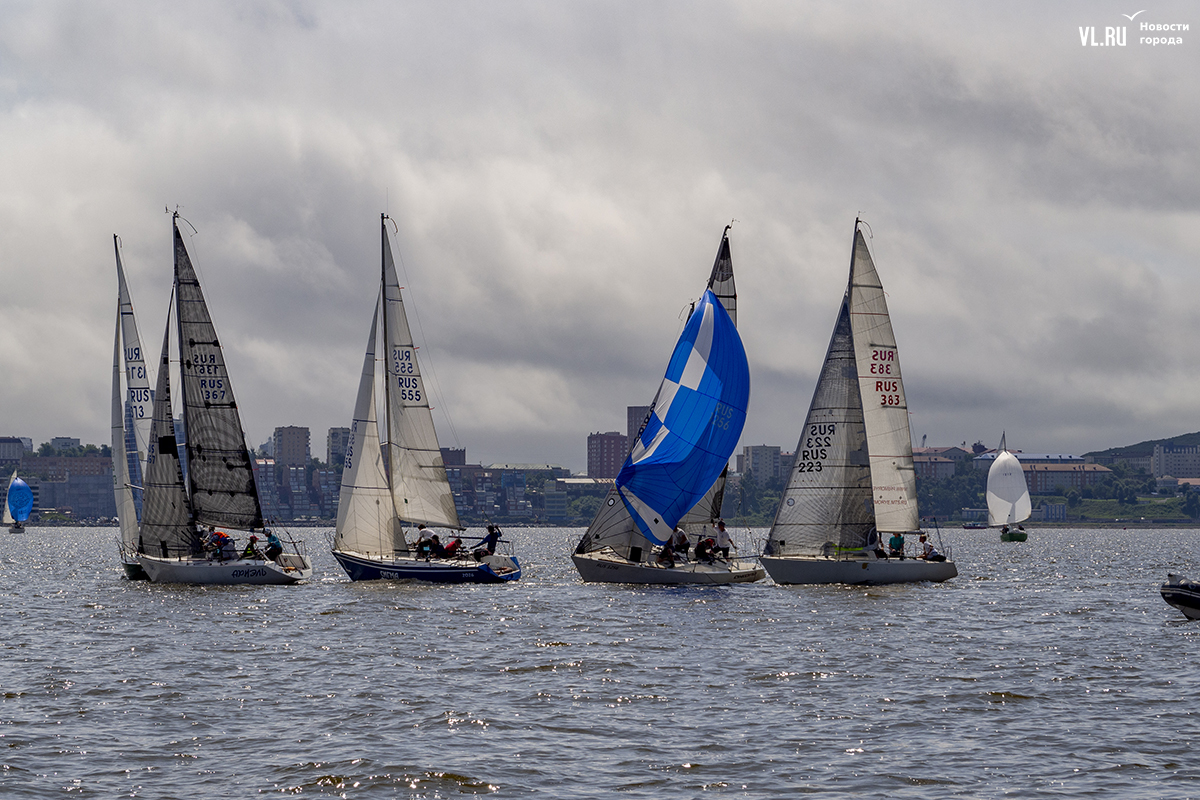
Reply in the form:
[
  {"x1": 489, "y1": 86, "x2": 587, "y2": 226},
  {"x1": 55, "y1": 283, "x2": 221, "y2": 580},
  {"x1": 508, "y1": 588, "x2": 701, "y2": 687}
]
[
  {"x1": 572, "y1": 227, "x2": 762, "y2": 584},
  {"x1": 111, "y1": 235, "x2": 154, "y2": 578},
  {"x1": 761, "y1": 221, "x2": 957, "y2": 585},
  {"x1": 987, "y1": 433, "x2": 1030, "y2": 541},
  {"x1": 137, "y1": 213, "x2": 313, "y2": 584},
  {"x1": 331, "y1": 214, "x2": 520, "y2": 583}
]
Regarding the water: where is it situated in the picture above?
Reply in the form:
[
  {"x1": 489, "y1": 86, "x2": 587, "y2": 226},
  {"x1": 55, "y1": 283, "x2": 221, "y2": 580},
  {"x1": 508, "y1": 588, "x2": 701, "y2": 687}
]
[{"x1": 1, "y1": 526, "x2": 1197, "y2": 798}]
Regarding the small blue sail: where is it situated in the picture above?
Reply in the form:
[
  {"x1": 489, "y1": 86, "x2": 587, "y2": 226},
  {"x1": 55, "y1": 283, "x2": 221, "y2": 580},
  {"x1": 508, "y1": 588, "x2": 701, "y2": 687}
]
[
  {"x1": 617, "y1": 289, "x2": 750, "y2": 544},
  {"x1": 8, "y1": 477, "x2": 33, "y2": 522}
]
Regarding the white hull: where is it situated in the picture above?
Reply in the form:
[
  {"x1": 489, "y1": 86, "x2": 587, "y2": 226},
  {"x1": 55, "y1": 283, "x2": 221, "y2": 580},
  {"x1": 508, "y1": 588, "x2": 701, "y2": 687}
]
[
  {"x1": 761, "y1": 555, "x2": 957, "y2": 585},
  {"x1": 573, "y1": 551, "x2": 764, "y2": 584},
  {"x1": 139, "y1": 553, "x2": 312, "y2": 585}
]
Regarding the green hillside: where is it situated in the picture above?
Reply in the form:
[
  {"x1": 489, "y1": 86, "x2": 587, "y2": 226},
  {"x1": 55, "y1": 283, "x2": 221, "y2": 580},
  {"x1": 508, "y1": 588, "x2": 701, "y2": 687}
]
[{"x1": 1084, "y1": 431, "x2": 1200, "y2": 460}]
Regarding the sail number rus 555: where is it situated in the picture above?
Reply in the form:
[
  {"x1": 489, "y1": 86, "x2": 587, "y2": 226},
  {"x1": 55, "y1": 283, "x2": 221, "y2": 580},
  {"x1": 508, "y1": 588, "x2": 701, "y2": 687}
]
[
  {"x1": 795, "y1": 423, "x2": 835, "y2": 473},
  {"x1": 392, "y1": 348, "x2": 423, "y2": 402}
]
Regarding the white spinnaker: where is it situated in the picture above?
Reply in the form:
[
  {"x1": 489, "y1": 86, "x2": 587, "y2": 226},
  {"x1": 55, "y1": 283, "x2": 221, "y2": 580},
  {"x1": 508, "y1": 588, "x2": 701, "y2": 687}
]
[
  {"x1": 381, "y1": 227, "x2": 461, "y2": 530},
  {"x1": 848, "y1": 230, "x2": 919, "y2": 533},
  {"x1": 987, "y1": 450, "x2": 1031, "y2": 526},
  {"x1": 335, "y1": 299, "x2": 407, "y2": 555}
]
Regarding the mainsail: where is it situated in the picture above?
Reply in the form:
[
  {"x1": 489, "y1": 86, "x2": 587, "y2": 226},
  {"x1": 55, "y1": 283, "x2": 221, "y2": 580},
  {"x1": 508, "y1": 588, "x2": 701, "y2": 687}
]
[
  {"x1": 139, "y1": 316, "x2": 199, "y2": 557},
  {"x1": 847, "y1": 228, "x2": 919, "y2": 533},
  {"x1": 987, "y1": 434, "x2": 1031, "y2": 526},
  {"x1": 173, "y1": 220, "x2": 263, "y2": 530},
  {"x1": 333, "y1": 298, "x2": 408, "y2": 555},
  {"x1": 111, "y1": 235, "x2": 153, "y2": 554},
  {"x1": 380, "y1": 219, "x2": 461, "y2": 530}
]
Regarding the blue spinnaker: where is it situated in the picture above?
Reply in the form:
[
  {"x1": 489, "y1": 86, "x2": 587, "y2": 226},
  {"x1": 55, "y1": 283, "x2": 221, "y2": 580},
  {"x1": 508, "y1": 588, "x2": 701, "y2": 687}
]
[
  {"x1": 617, "y1": 289, "x2": 750, "y2": 544},
  {"x1": 8, "y1": 477, "x2": 33, "y2": 522}
]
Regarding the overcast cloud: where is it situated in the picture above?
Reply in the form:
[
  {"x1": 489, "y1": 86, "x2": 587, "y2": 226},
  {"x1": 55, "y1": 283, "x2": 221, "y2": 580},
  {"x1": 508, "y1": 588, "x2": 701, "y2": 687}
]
[{"x1": 1, "y1": 1, "x2": 1197, "y2": 472}]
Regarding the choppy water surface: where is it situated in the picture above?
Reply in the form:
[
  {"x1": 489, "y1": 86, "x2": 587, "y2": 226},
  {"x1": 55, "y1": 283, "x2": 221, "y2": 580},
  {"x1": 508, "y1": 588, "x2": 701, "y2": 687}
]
[{"x1": 2, "y1": 526, "x2": 1198, "y2": 797}]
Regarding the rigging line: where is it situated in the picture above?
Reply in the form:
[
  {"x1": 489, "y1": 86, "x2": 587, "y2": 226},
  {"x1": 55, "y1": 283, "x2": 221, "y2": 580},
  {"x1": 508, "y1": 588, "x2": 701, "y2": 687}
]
[{"x1": 390, "y1": 225, "x2": 461, "y2": 450}]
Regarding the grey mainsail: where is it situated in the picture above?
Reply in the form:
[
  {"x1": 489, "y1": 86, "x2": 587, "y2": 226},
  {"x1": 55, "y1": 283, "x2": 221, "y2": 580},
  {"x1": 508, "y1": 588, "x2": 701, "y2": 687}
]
[{"x1": 173, "y1": 219, "x2": 263, "y2": 530}]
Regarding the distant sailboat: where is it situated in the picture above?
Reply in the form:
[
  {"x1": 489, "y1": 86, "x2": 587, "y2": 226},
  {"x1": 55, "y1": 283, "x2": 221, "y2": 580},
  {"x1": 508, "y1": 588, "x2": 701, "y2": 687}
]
[
  {"x1": 760, "y1": 220, "x2": 957, "y2": 585},
  {"x1": 137, "y1": 213, "x2": 313, "y2": 584},
  {"x1": 987, "y1": 433, "x2": 1030, "y2": 542},
  {"x1": 4, "y1": 470, "x2": 32, "y2": 533},
  {"x1": 572, "y1": 227, "x2": 760, "y2": 584},
  {"x1": 331, "y1": 214, "x2": 521, "y2": 583},
  {"x1": 111, "y1": 234, "x2": 154, "y2": 578}
]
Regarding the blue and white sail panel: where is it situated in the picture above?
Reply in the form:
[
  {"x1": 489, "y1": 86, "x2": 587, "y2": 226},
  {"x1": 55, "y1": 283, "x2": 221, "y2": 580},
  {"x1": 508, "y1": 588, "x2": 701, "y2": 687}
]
[{"x1": 616, "y1": 290, "x2": 749, "y2": 544}]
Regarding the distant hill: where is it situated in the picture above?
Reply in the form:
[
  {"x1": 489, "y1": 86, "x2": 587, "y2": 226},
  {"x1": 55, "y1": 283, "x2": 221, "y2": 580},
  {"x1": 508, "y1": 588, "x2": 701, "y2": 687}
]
[{"x1": 1084, "y1": 431, "x2": 1200, "y2": 460}]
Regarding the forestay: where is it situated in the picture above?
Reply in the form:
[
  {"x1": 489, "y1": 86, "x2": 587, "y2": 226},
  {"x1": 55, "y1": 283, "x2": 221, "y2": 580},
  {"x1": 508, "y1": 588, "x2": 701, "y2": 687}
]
[
  {"x1": 767, "y1": 301, "x2": 874, "y2": 557},
  {"x1": 380, "y1": 225, "x2": 461, "y2": 530},
  {"x1": 848, "y1": 230, "x2": 918, "y2": 533},
  {"x1": 173, "y1": 221, "x2": 263, "y2": 530}
]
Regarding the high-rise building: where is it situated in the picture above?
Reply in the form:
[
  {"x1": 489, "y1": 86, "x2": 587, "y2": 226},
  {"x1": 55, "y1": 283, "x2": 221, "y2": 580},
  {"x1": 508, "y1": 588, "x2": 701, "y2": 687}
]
[
  {"x1": 588, "y1": 431, "x2": 627, "y2": 479},
  {"x1": 327, "y1": 427, "x2": 351, "y2": 467},
  {"x1": 627, "y1": 405, "x2": 651, "y2": 450},
  {"x1": 441, "y1": 447, "x2": 467, "y2": 466},
  {"x1": 273, "y1": 426, "x2": 310, "y2": 468},
  {"x1": 251, "y1": 458, "x2": 285, "y2": 521},
  {"x1": 742, "y1": 445, "x2": 782, "y2": 481}
]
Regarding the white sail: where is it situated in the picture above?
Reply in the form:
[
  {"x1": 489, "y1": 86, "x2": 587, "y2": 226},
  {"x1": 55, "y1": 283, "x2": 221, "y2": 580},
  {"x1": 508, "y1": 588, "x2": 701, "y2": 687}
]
[
  {"x1": 334, "y1": 298, "x2": 408, "y2": 555},
  {"x1": 2, "y1": 471, "x2": 15, "y2": 526},
  {"x1": 112, "y1": 236, "x2": 153, "y2": 553},
  {"x1": 987, "y1": 440, "x2": 1031, "y2": 526},
  {"x1": 767, "y1": 300, "x2": 875, "y2": 556},
  {"x1": 380, "y1": 225, "x2": 461, "y2": 530},
  {"x1": 847, "y1": 229, "x2": 919, "y2": 533}
]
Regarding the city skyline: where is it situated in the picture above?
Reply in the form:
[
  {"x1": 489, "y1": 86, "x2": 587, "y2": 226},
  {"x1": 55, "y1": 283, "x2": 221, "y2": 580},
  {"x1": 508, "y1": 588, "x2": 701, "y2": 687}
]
[{"x1": 1, "y1": 4, "x2": 1198, "y2": 475}]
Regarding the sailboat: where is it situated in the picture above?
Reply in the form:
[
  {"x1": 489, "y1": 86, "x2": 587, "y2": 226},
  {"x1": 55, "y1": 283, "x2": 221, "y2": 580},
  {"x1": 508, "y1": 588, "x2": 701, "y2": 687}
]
[
  {"x1": 111, "y1": 235, "x2": 154, "y2": 578},
  {"x1": 331, "y1": 214, "x2": 521, "y2": 583},
  {"x1": 137, "y1": 213, "x2": 313, "y2": 584},
  {"x1": 572, "y1": 227, "x2": 761, "y2": 584},
  {"x1": 760, "y1": 221, "x2": 957, "y2": 585},
  {"x1": 4, "y1": 470, "x2": 33, "y2": 533},
  {"x1": 987, "y1": 433, "x2": 1030, "y2": 542}
]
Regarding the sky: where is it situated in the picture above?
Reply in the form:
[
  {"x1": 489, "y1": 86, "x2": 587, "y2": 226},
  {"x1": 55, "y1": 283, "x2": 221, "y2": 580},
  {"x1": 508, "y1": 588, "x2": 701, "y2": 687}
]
[{"x1": 1, "y1": 1, "x2": 1198, "y2": 474}]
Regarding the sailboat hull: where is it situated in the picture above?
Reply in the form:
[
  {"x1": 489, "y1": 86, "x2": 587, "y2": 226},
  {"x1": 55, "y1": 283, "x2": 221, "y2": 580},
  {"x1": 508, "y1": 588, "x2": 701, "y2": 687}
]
[
  {"x1": 122, "y1": 560, "x2": 149, "y2": 581},
  {"x1": 1161, "y1": 575, "x2": 1200, "y2": 619},
  {"x1": 761, "y1": 555, "x2": 957, "y2": 585},
  {"x1": 139, "y1": 553, "x2": 313, "y2": 585},
  {"x1": 572, "y1": 551, "x2": 764, "y2": 584},
  {"x1": 1000, "y1": 531, "x2": 1028, "y2": 542},
  {"x1": 332, "y1": 550, "x2": 521, "y2": 583}
]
